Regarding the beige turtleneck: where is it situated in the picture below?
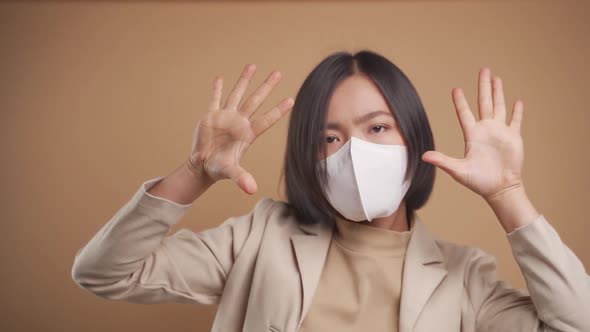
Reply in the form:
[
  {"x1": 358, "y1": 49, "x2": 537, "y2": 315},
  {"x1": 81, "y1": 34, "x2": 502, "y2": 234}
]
[{"x1": 299, "y1": 216, "x2": 413, "y2": 332}]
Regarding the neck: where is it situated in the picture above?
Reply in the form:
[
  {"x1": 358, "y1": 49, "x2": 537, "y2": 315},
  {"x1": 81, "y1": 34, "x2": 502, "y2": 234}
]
[{"x1": 357, "y1": 202, "x2": 409, "y2": 232}]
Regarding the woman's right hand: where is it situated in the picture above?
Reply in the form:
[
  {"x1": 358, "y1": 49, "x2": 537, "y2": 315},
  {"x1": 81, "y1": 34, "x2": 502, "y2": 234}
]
[{"x1": 186, "y1": 64, "x2": 294, "y2": 195}]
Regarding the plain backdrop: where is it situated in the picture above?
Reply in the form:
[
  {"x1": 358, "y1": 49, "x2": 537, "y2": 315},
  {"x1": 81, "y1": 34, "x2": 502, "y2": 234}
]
[{"x1": 1, "y1": 1, "x2": 588, "y2": 331}]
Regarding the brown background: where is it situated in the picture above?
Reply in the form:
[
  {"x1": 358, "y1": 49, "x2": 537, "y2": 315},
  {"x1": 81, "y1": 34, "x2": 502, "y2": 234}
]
[{"x1": 1, "y1": 1, "x2": 588, "y2": 331}]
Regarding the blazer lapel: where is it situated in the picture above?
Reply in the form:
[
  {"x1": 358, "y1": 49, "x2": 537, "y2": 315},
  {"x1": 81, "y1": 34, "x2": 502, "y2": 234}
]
[
  {"x1": 291, "y1": 220, "x2": 334, "y2": 331},
  {"x1": 399, "y1": 216, "x2": 448, "y2": 332}
]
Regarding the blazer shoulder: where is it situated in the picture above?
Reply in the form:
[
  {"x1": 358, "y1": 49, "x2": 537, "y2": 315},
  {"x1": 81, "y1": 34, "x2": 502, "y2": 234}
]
[
  {"x1": 251, "y1": 196, "x2": 292, "y2": 217},
  {"x1": 434, "y1": 237, "x2": 496, "y2": 272},
  {"x1": 247, "y1": 197, "x2": 305, "y2": 236},
  {"x1": 246, "y1": 197, "x2": 297, "y2": 226},
  {"x1": 214, "y1": 197, "x2": 297, "y2": 238}
]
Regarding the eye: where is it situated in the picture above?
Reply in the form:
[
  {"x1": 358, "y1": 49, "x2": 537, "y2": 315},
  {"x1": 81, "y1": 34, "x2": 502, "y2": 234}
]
[
  {"x1": 326, "y1": 136, "x2": 340, "y2": 144},
  {"x1": 370, "y1": 125, "x2": 387, "y2": 133}
]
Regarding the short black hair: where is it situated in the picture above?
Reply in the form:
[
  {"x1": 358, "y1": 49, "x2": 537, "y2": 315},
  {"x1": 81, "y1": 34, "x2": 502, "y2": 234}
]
[{"x1": 282, "y1": 50, "x2": 435, "y2": 227}]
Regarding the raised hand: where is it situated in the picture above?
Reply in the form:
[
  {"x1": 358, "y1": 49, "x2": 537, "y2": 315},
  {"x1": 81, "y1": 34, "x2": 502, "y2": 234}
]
[
  {"x1": 422, "y1": 68, "x2": 525, "y2": 202},
  {"x1": 187, "y1": 64, "x2": 294, "y2": 195}
]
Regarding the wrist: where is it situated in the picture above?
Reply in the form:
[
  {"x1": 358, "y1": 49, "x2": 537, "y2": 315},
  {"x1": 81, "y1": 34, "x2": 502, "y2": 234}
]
[
  {"x1": 484, "y1": 182, "x2": 526, "y2": 206},
  {"x1": 185, "y1": 155, "x2": 215, "y2": 185},
  {"x1": 145, "y1": 158, "x2": 216, "y2": 205},
  {"x1": 485, "y1": 184, "x2": 539, "y2": 233}
]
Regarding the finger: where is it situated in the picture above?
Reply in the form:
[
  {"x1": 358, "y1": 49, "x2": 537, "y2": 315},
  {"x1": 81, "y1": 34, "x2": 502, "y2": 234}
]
[
  {"x1": 422, "y1": 150, "x2": 466, "y2": 181},
  {"x1": 251, "y1": 97, "x2": 295, "y2": 137},
  {"x1": 452, "y1": 88, "x2": 476, "y2": 137},
  {"x1": 492, "y1": 75, "x2": 507, "y2": 124},
  {"x1": 478, "y1": 67, "x2": 494, "y2": 120},
  {"x1": 509, "y1": 99, "x2": 524, "y2": 133},
  {"x1": 226, "y1": 165, "x2": 258, "y2": 195},
  {"x1": 240, "y1": 70, "x2": 283, "y2": 118},
  {"x1": 224, "y1": 64, "x2": 256, "y2": 111},
  {"x1": 209, "y1": 76, "x2": 223, "y2": 112}
]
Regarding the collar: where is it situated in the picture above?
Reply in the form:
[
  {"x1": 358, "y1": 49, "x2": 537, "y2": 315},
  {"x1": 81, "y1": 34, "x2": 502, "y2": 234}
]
[{"x1": 292, "y1": 214, "x2": 447, "y2": 331}]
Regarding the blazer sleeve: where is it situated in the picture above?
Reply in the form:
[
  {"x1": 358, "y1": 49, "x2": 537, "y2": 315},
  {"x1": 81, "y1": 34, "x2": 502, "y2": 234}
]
[
  {"x1": 463, "y1": 214, "x2": 590, "y2": 332},
  {"x1": 71, "y1": 176, "x2": 273, "y2": 305}
]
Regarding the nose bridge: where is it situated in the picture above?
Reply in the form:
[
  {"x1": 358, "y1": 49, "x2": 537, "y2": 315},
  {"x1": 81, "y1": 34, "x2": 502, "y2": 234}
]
[
  {"x1": 333, "y1": 115, "x2": 367, "y2": 143},
  {"x1": 349, "y1": 126, "x2": 367, "y2": 142}
]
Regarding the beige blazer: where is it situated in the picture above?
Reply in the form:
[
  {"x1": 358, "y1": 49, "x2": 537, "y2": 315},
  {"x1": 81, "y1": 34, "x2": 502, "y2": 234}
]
[{"x1": 71, "y1": 177, "x2": 590, "y2": 332}]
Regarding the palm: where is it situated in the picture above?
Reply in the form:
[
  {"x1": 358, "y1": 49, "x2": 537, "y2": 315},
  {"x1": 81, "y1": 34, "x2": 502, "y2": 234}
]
[
  {"x1": 423, "y1": 68, "x2": 525, "y2": 201},
  {"x1": 188, "y1": 64, "x2": 294, "y2": 195},
  {"x1": 193, "y1": 112, "x2": 256, "y2": 181},
  {"x1": 461, "y1": 119, "x2": 524, "y2": 197}
]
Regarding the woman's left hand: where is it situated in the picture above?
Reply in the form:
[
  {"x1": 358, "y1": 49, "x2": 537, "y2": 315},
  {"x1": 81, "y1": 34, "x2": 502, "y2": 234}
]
[{"x1": 422, "y1": 68, "x2": 525, "y2": 202}]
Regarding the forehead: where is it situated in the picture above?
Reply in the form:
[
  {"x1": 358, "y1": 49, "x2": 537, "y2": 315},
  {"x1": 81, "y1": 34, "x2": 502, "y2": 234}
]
[{"x1": 326, "y1": 74, "x2": 390, "y2": 120}]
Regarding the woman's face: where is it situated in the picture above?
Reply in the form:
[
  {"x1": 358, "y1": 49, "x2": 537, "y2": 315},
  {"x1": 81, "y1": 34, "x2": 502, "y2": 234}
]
[{"x1": 322, "y1": 73, "x2": 406, "y2": 159}]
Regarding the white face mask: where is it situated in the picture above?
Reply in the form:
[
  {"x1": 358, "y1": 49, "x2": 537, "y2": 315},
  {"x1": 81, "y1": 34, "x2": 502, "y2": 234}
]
[{"x1": 321, "y1": 136, "x2": 411, "y2": 222}]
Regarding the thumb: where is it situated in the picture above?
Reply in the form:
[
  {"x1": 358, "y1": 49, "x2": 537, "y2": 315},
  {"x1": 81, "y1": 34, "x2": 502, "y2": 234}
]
[
  {"x1": 422, "y1": 150, "x2": 465, "y2": 180},
  {"x1": 226, "y1": 165, "x2": 258, "y2": 195}
]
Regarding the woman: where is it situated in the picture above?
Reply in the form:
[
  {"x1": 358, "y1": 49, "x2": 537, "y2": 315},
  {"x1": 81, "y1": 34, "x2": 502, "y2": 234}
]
[{"x1": 71, "y1": 51, "x2": 589, "y2": 332}]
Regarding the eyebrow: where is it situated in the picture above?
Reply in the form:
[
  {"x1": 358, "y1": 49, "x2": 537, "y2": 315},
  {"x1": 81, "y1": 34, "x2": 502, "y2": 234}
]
[{"x1": 326, "y1": 110, "x2": 394, "y2": 130}]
